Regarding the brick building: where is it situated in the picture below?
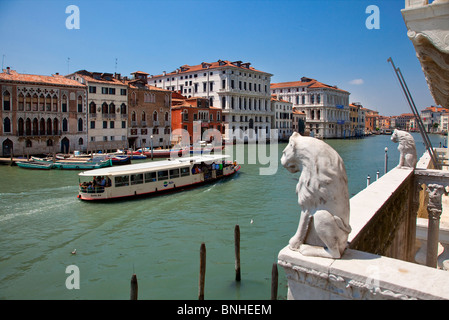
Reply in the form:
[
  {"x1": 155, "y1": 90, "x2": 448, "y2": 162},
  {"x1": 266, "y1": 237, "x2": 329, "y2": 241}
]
[{"x1": 1, "y1": 67, "x2": 87, "y2": 156}]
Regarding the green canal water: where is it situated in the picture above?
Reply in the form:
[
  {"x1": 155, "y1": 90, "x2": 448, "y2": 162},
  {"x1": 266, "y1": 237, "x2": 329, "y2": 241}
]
[{"x1": 0, "y1": 133, "x2": 446, "y2": 300}]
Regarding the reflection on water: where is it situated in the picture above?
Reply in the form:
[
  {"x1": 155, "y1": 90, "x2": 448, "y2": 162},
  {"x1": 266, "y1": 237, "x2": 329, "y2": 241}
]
[{"x1": 0, "y1": 133, "x2": 445, "y2": 299}]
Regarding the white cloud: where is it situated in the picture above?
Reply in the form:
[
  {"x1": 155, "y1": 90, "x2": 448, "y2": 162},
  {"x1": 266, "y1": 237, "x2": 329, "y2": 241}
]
[{"x1": 349, "y1": 79, "x2": 364, "y2": 85}]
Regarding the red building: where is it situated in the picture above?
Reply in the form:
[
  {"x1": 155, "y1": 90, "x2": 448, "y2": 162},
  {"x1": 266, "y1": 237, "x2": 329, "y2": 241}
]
[{"x1": 171, "y1": 94, "x2": 224, "y2": 145}]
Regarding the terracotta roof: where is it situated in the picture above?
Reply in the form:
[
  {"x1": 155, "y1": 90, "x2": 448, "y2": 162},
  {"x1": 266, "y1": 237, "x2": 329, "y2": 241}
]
[
  {"x1": 125, "y1": 79, "x2": 170, "y2": 92},
  {"x1": 271, "y1": 77, "x2": 349, "y2": 94},
  {"x1": 70, "y1": 70, "x2": 126, "y2": 86},
  {"x1": 0, "y1": 69, "x2": 85, "y2": 87},
  {"x1": 151, "y1": 59, "x2": 272, "y2": 78}
]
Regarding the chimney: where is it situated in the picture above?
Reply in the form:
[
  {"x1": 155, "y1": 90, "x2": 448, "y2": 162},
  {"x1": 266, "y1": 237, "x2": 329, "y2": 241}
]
[{"x1": 6, "y1": 67, "x2": 10, "y2": 74}]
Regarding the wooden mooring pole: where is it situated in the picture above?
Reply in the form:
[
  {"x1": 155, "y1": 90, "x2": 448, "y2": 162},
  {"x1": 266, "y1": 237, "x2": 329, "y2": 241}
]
[
  {"x1": 271, "y1": 263, "x2": 278, "y2": 300},
  {"x1": 234, "y1": 224, "x2": 241, "y2": 281},
  {"x1": 199, "y1": 242, "x2": 206, "y2": 300},
  {"x1": 130, "y1": 274, "x2": 138, "y2": 300}
]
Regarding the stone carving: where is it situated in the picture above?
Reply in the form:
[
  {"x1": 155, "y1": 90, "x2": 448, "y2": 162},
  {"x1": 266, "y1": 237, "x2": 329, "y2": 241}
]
[
  {"x1": 391, "y1": 129, "x2": 417, "y2": 169},
  {"x1": 281, "y1": 132, "x2": 351, "y2": 259}
]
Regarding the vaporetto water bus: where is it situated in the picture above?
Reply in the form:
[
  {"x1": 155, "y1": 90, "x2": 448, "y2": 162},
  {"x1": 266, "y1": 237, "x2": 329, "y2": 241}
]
[{"x1": 77, "y1": 155, "x2": 240, "y2": 201}]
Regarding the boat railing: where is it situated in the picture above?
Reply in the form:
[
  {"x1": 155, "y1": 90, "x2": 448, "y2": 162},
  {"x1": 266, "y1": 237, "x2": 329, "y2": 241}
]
[{"x1": 79, "y1": 186, "x2": 105, "y2": 194}]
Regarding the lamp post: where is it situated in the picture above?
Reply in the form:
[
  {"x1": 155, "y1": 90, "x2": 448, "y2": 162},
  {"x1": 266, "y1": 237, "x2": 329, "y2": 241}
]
[{"x1": 150, "y1": 135, "x2": 154, "y2": 160}]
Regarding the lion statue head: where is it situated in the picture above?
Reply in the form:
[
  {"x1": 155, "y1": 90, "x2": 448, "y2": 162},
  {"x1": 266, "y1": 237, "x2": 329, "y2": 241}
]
[
  {"x1": 391, "y1": 129, "x2": 417, "y2": 169},
  {"x1": 281, "y1": 132, "x2": 351, "y2": 259}
]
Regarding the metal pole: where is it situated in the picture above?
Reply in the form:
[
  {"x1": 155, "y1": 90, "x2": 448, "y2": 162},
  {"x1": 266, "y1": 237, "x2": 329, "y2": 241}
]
[
  {"x1": 387, "y1": 57, "x2": 439, "y2": 169},
  {"x1": 384, "y1": 147, "x2": 388, "y2": 174}
]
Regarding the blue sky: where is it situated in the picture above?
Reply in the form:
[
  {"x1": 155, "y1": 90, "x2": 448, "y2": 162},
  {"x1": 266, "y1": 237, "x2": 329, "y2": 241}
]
[{"x1": 0, "y1": 0, "x2": 436, "y2": 116}]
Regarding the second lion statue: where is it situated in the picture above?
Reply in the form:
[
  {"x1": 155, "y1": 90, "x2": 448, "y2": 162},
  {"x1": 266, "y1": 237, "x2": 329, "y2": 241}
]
[{"x1": 281, "y1": 132, "x2": 351, "y2": 259}]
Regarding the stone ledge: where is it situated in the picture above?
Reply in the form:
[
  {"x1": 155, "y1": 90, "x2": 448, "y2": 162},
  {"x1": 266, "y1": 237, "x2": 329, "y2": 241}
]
[
  {"x1": 278, "y1": 246, "x2": 449, "y2": 300},
  {"x1": 348, "y1": 167, "x2": 414, "y2": 244}
]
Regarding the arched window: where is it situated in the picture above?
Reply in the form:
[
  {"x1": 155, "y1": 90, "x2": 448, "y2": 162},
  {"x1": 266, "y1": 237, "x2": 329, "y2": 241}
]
[
  {"x1": 153, "y1": 111, "x2": 158, "y2": 121},
  {"x1": 25, "y1": 94, "x2": 31, "y2": 111},
  {"x1": 3, "y1": 117, "x2": 11, "y2": 132},
  {"x1": 3, "y1": 90, "x2": 11, "y2": 111},
  {"x1": 47, "y1": 118, "x2": 52, "y2": 135},
  {"x1": 18, "y1": 118, "x2": 24, "y2": 136},
  {"x1": 120, "y1": 103, "x2": 126, "y2": 114},
  {"x1": 102, "y1": 102, "x2": 108, "y2": 114},
  {"x1": 165, "y1": 112, "x2": 169, "y2": 122},
  {"x1": 32, "y1": 118, "x2": 38, "y2": 135},
  {"x1": 18, "y1": 93, "x2": 24, "y2": 111},
  {"x1": 62, "y1": 118, "x2": 68, "y2": 132},
  {"x1": 77, "y1": 96, "x2": 83, "y2": 112},
  {"x1": 62, "y1": 95, "x2": 68, "y2": 112},
  {"x1": 141, "y1": 111, "x2": 146, "y2": 122},
  {"x1": 89, "y1": 102, "x2": 96, "y2": 114},
  {"x1": 46, "y1": 94, "x2": 51, "y2": 111},
  {"x1": 301, "y1": 95, "x2": 305, "y2": 105},
  {"x1": 311, "y1": 95, "x2": 315, "y2": 104},
  {"x1": 25, "y1": 118, "x2": 32, "y2": 135},
  {"x1": 52, "y1": 95, "x2": 58, "y2": 111},
  {"x1": 78, "y1": 118, "x2": 83, "y2": 132},
  {"x1": 47, "y1": 139, "x2": 53, "y2": 147},
  {"x1": 109, "y1": 103, "x2": 115, "y2": 114},
  {"x1": 53, "y1": 118, "x2": 59, "y2": 135},
  {"x1": 40, "y1": 118, "x2": 45, "y2": 135},
  {"x1": 78, "y1": 137, "x2": 84, "y2": 146},
  {"x1": 36, "y1": 94, "x2": 42, "y2": 111},
  {"x1": 131, "y1": 111, "x2": 136, "y2": 122},
  {"x1": 25, "y1": 139, "x2": 32, "y2": 148}
]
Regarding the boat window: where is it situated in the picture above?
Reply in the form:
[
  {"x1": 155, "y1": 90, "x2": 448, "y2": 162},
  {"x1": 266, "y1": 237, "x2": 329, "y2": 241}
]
[
  {"x1": 158, "y1": 170, "x2": 169, "y2": 180},
  {"x1": 115, "y1": 175, "x2": 129, "y2": 187},
  {"x1": 169, "y1": 168, "x2": 180, "y2": 179},
  {"x1": 181, "y1": 167, "x2": 190, "y2": 177},
  {"x1": 145, "y1": 172, "x2": 157, "y2": 183},
  {"x1": 131, "y1": 173, "x2": 143, "y2": 185}
]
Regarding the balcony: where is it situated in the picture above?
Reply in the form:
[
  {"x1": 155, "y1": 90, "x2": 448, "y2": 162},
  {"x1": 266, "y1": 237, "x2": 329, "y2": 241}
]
[{"x1": 278, "y1": 147, "x2": 449, "y2": 299}]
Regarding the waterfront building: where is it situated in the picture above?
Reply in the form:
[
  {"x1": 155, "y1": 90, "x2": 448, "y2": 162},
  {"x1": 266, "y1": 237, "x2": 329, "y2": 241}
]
[
  {"x1": 126, "y1": 71, "x2": 172, "y2": 149},
  {"x1": 440, "y1": 114, "x2": 449, "y2": 135},
  {"x1": 0, "y1": 67, "x2": 87, "y2": 156},
  {"x1": 349, "y1": 102, "x2": 366, "y2": 137},
  {"x1": 270, "y1": 77, "x2": 351, "y2": 139},
  {"x1": 292, "y1": 108, "x2": 306, "y2": 135},
  {"x1": 171, "y1": 94, "x2": 224, "y2": 145},
  {"x1": 271, "y1": 96, "x2": 293, "y2": 141},
  {"x1": 66, "y1": 70, "x2": 128, "y2": 152},
  {"x1": 147, "y1": 59, "x2": 273, "y2": 142},
  {"x1": 421, "y1": 105, "x2": 447, "y2": 133},
  {"x1": 392, "y1": 113, "x2": 415, "y2": 130},
  {"x1": 362, "y1": 108, "x2": 379, "y2": 134}
]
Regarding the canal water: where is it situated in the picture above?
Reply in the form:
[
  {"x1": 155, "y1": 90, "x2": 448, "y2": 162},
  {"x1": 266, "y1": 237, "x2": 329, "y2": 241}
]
[{"x1": 0, "y1": 133, "x2": 445, "y2": 300}]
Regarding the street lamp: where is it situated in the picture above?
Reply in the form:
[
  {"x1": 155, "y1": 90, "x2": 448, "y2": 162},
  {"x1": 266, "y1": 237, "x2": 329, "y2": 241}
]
[{"x1": 150, "y1": 135, "x2": 154, "y2": 160}]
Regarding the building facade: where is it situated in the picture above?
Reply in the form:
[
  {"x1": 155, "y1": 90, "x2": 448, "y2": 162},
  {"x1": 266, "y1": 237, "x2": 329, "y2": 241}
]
[
  {"x1": 292, "y1": 109, "x2": 306, "y2": 135},
  {"x1": 126, "y1": 71, "x2": 172, "y2": 149},
  {"x1": 171, "y1": 96, "x2": 224, "y2": 145},
  {"x1": 271, "y1": 96, "x2": 293, "y2": 141},
  {"x1": 67, "y1": 70, "x2": 129, "y2": 152},
  {"x1": 421, "y1": 106, "x2": 447, "y2": 133},
  {"x1": 0, "y1": 68, "x2": 87, "y2": 156},
  {"x1": 270, "y1": 77, "x2": 350, "y2": 138},
  {"x1": 148, "y1": 59, "x2": 273, "y2": 142}
]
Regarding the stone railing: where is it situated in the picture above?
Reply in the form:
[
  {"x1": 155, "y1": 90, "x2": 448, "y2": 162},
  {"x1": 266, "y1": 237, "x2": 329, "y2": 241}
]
[{"x1": 278, "y1": 150, "x2": 449, "y2": 299}]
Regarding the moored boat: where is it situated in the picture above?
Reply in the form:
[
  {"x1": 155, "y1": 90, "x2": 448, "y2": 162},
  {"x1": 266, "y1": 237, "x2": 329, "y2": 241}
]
[
  {"x1": 77, "y1": 155, "x2": 240, "y2": 201},
  {"x1": 54, "y1": 159, "x2": 112, "y2": 170},
  {"x1": 17, "y1": 161, "x2": 54, "y2": 170}
]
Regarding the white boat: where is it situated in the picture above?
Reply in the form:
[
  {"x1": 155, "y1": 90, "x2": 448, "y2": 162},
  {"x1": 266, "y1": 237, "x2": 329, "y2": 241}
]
[{"x1": 77, "y1": 155, "x2": 240, "y2": 201}]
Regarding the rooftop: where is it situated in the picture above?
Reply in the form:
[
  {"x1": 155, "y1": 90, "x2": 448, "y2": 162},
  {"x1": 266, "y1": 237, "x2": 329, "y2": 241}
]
[
  {"x1": 150, "y1": 59, "x2": 273, "y2": 78},
  {"x1": 0, "y1": 68, "x2": 85, "y2": 88},
  {"x1": 271, "y1": 76, "x2": 349, "y2": 94}
]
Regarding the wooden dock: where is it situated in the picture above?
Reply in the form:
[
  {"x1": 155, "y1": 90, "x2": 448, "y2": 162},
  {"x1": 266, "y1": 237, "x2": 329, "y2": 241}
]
[{"x1": 0, "y1": 157, "x2": 27, "y2": 165}]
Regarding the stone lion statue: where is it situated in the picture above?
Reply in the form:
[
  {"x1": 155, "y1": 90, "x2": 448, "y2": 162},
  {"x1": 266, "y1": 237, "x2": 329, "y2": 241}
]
[
  {"x1": 391, "y1": 129, "x2": 417, "y2": 169},
  {"x1": 281, "y1": 132, "x2": 351, "y2": 259}
]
